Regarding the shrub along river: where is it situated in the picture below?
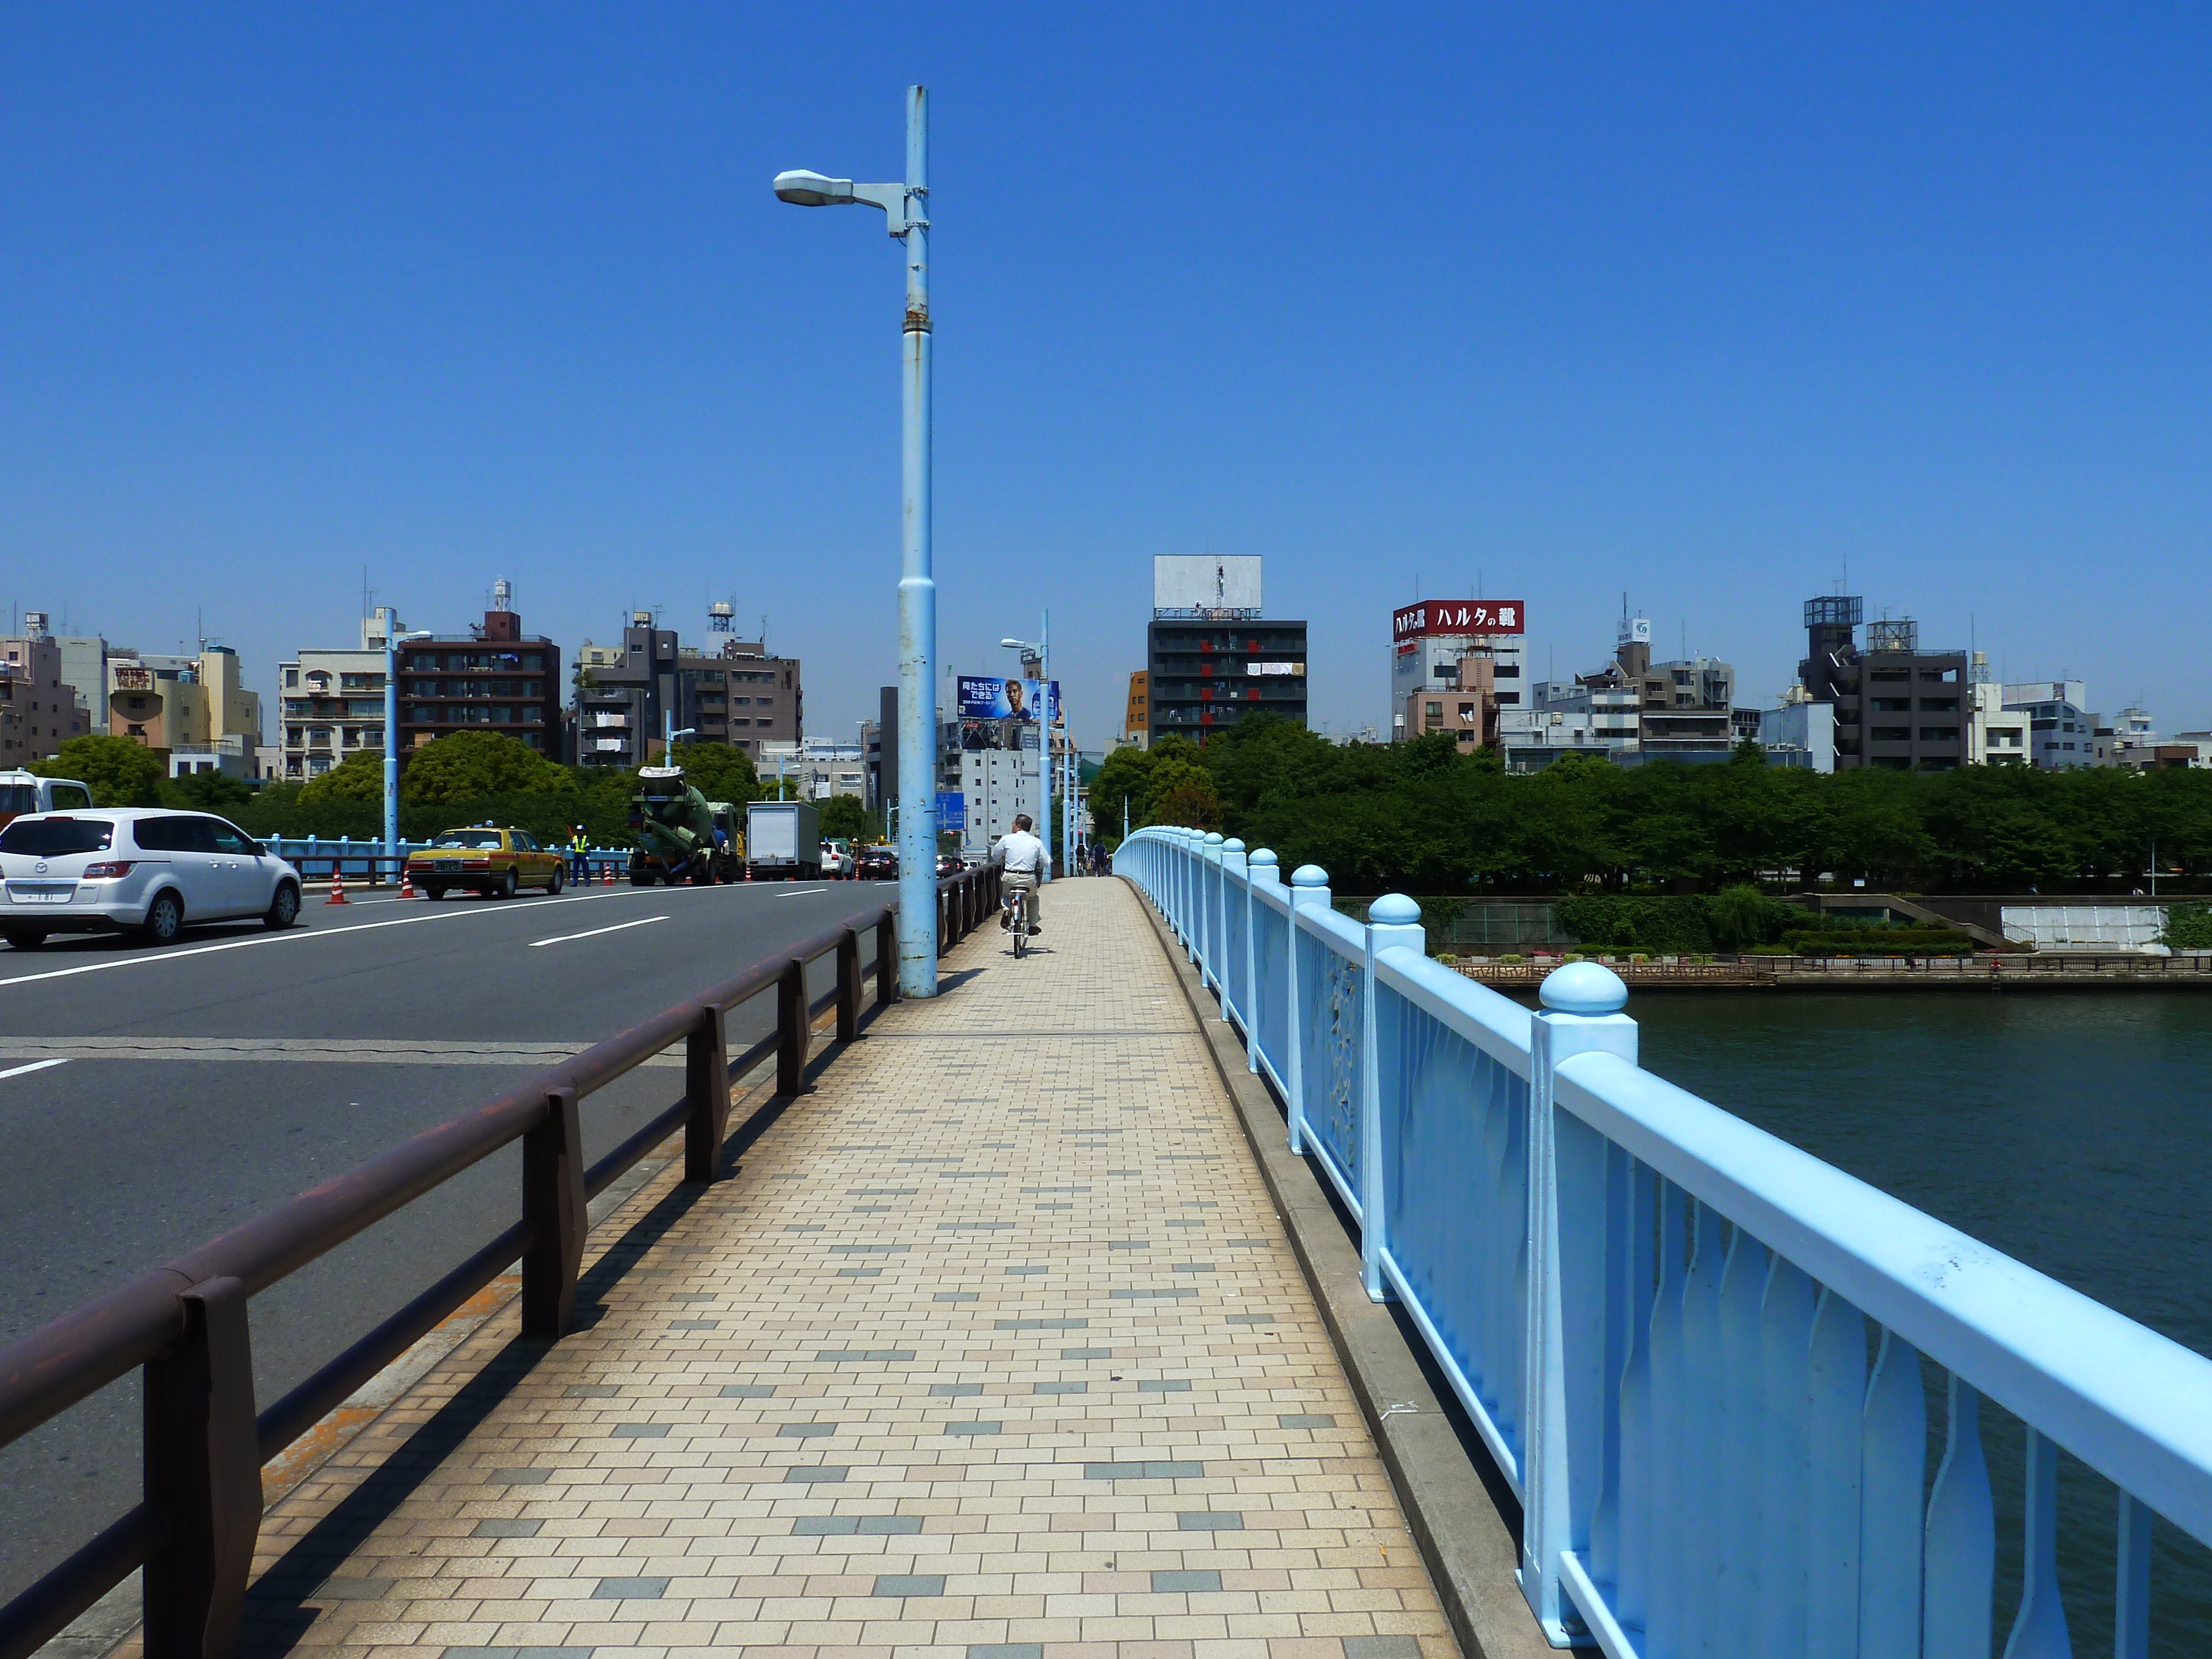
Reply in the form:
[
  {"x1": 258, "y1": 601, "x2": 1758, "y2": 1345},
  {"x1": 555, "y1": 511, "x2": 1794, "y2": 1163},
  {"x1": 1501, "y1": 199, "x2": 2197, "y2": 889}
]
[{"x1": 1633, "y1": 989, "x2": 2212, "y2": 1654}]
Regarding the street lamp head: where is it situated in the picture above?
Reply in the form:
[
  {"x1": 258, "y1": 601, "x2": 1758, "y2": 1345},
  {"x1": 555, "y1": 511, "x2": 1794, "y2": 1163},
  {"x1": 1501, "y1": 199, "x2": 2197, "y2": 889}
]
[
  {"x1": 399, "y1": 630, "x2": 434, "y2": 642},
  {"x1": 999, "y1": 638, "x2": 1039, "y2": 652},
  {"x1": 774, "y1": 170, "x2": 857, "y2": 206}
]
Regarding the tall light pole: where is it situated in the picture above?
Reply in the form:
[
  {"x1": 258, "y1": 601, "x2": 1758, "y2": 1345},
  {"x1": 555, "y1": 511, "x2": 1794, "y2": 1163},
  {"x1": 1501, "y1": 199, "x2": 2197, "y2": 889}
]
[
  {"x1": 383, "y1": 618, "x2": 432, "y2": 880},
  {"x1": 775, "y1": 87, "x2": 937, "y2": 994}
]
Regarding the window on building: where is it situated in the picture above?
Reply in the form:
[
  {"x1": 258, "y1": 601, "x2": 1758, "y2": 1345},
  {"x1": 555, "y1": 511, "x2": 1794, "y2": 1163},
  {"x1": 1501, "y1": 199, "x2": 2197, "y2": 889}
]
[
  {"x1": 285, "y1": 669, "x2": 299, "y2": 688},
  {"x1": 1919, "y1": 727, "x2": 1960, "y2": 742},
  {"x1": 1872, "y1": 726, "x2": 1912, "y2": 741}
]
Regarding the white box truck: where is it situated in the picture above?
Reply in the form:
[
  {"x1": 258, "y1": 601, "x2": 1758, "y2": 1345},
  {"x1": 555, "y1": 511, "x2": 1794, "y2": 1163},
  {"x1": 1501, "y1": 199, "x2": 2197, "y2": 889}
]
[{"x1": 745, "y1": 800, "x2": 822, "y2": 880}]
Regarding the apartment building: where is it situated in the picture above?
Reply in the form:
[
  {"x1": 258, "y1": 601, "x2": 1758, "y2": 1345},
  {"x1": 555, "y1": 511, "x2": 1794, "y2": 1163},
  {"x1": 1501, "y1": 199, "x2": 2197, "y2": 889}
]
[
  {"x1": 2000, "y1": 680, "x2": 2101, "y2": 770},
  {"x1": 277, "y1": 613, "x2": 397, "y2": 780},
  {"x1": 575, "y1": 614, "x2": 679, "y2": 768},
  {"x1": 395, "y1": 586, "x2": 564, "y2": 760},
  {"x1": 1800, "y1": 601, "x2": 1968, "y2": 772},
  {"x1": 109, "y1": 644, "x2": 264, "y2": 775},
  {"x1": 677, "y1": 637, "x2": 801, "y2": 759},
  {"x1": 0, "y1": 623, "x2": 93, "y2": 765}
]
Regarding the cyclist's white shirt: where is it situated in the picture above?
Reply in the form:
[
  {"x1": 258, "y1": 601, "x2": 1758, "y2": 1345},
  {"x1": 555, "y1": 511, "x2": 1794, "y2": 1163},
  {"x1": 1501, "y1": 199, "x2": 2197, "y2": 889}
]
[{"x1": 994, "y1": 831, "x2": 1050, "y2": 876}]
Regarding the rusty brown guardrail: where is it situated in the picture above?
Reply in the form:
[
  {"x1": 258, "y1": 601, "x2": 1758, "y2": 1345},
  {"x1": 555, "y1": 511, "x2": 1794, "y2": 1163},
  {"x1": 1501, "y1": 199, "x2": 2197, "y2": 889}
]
[{"x1": 0, "y1": 866, "x2": 999, "y2": 1659}]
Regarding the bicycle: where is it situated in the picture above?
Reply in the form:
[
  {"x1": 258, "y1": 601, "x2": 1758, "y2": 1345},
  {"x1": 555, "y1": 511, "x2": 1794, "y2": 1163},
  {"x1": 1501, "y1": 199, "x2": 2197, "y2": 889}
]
[{"x1": 1004, "y1": 883, "x2": 1030, "y2": 958}]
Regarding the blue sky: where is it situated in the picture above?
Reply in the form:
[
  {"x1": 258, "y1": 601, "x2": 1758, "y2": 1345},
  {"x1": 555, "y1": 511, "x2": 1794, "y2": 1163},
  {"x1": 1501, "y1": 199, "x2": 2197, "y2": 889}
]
[{"x1": 3, "y1": 4, "x2": 2207, "y2": 750}]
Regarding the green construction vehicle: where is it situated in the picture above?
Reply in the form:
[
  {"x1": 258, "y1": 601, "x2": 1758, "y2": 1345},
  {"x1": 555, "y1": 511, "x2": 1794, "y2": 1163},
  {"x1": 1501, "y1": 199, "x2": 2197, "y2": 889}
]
[{"x1": 627, "y1": 766, "x2": 742, "y2": 885}]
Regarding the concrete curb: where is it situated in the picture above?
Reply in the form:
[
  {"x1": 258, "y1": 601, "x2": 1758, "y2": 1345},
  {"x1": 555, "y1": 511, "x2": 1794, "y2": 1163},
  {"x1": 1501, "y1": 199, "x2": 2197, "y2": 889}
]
[{"x1": 1127, "y1": 879, "x2": 1560, "y2": 1659}]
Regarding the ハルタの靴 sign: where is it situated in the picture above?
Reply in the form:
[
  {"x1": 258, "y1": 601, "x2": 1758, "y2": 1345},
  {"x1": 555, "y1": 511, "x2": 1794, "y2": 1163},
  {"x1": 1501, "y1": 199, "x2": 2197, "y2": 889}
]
[{"x1": 1392, "y1": 599, "x2": 1526, "y2": 640}]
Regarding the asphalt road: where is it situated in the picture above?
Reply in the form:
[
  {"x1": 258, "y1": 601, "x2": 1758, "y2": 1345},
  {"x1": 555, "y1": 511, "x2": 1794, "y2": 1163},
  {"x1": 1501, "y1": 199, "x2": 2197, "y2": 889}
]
[{"x1": 0, "y1": 875, "x2": 898, "y2": 1604}]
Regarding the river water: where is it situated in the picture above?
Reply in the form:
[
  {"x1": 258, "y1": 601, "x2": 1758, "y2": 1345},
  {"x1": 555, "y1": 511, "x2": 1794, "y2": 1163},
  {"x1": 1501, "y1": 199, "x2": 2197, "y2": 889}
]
[{"x1": 1632, "y1": 989, "x2": 2212, "y2": 1653}]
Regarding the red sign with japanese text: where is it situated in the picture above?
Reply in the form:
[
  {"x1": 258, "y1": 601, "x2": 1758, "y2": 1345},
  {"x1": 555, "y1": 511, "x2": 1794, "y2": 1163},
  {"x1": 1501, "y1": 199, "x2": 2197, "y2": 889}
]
[{"x1": 1392, "y1": 599, "x2": 1526, "y2": 640}]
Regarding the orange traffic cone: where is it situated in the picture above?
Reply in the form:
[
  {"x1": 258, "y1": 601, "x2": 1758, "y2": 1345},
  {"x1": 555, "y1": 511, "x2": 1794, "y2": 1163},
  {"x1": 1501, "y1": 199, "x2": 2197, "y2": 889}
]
[
  {"x1": 602, "y1": 859, "x2": 614, "y2": 887},
  {"x1": 326, "y1": 868, "x2": 348, "y2": 905},
  {"x1": 399, "y1": 865, "x2": 415, "y2": 899}
]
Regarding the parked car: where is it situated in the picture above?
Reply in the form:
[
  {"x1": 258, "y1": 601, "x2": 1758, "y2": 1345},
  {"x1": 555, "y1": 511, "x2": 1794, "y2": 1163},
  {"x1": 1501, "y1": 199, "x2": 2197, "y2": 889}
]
[
  {"x1": 0, "y1": 809, "x2": 303, "y2": 947},
  {"x1": 856, "y1": 846, "x2": 897, "y2": 881},
  {"x1": 0, "y1": 772, "x2": 93, "y2": 830},
  {"x1": 406, "y1": 826, "x2": 566, "y2": 899},
  {"x1": 936, "y1": 853, "x2": 964, "y2": 879}
]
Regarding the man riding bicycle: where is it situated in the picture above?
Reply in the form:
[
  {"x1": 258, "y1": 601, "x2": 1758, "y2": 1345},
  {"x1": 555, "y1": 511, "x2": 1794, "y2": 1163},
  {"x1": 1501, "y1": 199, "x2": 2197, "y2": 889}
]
[{"x1": 991, "y1": 814, "x2": 1049, "y2": 935}]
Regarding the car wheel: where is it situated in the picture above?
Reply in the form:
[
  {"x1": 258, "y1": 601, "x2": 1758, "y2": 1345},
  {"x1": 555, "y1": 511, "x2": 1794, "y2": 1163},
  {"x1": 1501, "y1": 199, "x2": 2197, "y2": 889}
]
[
  {"x1": 263, "y1": 882, "x2": 301, "y2": 931},
  {"x1": 547, "y1": 867, "x2": 565, "y2": 894},
  {"x1": 2, "y1": 929, "x2": 48, "y2": 950},
  {"x1": 137, "y1": 890, "x2": 184, "y2": 946},
  {"x1": 498, "y1": 869, "x2": 518, "y2": 899}
]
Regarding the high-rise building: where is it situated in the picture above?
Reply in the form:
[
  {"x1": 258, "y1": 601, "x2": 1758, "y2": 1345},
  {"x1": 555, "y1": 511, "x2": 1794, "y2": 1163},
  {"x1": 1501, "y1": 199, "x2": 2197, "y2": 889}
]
[
  {"x1": 1146, "y1": 556, "x2": 1305, "y2": 742},
  {"x1": 1799, "y1": 601, "x2": 1968, "y2": 771}
]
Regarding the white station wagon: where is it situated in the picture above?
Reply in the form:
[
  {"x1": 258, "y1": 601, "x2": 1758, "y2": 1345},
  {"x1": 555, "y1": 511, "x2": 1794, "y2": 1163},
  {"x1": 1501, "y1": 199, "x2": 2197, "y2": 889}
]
[{"x1": 0, "y1": 808, "x2": 305, "y2": 948}]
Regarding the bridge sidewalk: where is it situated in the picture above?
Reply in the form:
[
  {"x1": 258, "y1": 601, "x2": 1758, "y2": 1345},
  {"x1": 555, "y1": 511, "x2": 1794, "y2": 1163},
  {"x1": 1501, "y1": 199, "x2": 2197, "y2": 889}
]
[{"x1": 220, "y1": 877, "x2": 1457, "y2": 1659}]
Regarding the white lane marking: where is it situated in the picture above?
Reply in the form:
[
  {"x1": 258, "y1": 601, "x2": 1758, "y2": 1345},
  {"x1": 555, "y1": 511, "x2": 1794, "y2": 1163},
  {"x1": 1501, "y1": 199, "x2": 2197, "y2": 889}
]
[
  {"x1": 528, "y1": 917, "x2": 668, "y2": 950},
  {"x1": 0, "y1": 886, "x2": 715, "y2": 992},
  {"x1": 0, "y1": 1057, "x2": 69, "y2": 1081},
  {"x1": 774, "y1": 887, "x2": 830, "y2": 898}
]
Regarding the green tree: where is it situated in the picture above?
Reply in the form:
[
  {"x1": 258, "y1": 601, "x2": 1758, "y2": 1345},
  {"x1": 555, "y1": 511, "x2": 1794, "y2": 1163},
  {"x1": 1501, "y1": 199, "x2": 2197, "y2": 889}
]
[
  {"x1": 667, "y1": 741, "x2": 760, "y2": 805},
  {"x1": 1088, "y1": 742, "x2": 1157, "y2": 846},
  {"x1": 164, "y1": 769, "x2": 255, "y2": 812},
  {"x1": 296, "y1": 750, "x2": 382, "y2": 804},
  {"x1": 819, "y1": 794, "x2": 878, "y2": 841},
  {"x1": 402, "y1": 730, "x2": 576, "y2": 804},
  {"x1": 30, "y1": 735, "x2": 165, "y2": 807}
]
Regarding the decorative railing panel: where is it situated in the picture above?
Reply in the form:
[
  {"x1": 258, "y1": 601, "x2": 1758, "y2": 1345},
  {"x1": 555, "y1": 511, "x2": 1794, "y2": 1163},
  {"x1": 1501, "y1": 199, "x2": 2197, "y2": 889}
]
[{"x1": 1114, "y1": 824, "x2": 2212, "y2": 1658}]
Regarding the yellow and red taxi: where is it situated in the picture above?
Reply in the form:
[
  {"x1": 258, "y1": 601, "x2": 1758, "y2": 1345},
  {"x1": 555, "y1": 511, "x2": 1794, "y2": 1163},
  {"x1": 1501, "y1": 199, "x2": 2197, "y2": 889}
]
[{"x1": 406, "y1": 826, "x2": 566, "y2": 899}]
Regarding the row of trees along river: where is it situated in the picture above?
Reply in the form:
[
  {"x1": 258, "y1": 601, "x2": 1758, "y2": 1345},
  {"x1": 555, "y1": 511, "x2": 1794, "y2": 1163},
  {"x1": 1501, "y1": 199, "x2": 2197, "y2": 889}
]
[{"x1": 1090, "y1": 713, "x2": 2212, "y2": 896}]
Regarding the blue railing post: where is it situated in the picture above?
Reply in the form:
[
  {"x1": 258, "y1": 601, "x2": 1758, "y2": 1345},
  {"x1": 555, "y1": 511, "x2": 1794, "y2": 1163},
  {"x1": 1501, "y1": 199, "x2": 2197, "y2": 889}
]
[
  {"x1": 1219, "y1": 839, "x2": 1246, "y2": 1026},
  {"x1": 1360, "y1": 894, "x2": 1425, "y2": 1302},
  {"x1": 1179, "y1": 830, "x2": 1198, "y2": 961},
  {"x1": 1200, "y1": 832, "x2": 1225, "y2": 985},
  {"x1": 1244, "y1": 847, "x2": 1276, "y2": 1073},
  {"x1": 1522, "y1": 960, "x2": 1636, "y2": 1644},
  {"x1": 1283, "y1": 864, "x2": 1329, "y2": 1156}
]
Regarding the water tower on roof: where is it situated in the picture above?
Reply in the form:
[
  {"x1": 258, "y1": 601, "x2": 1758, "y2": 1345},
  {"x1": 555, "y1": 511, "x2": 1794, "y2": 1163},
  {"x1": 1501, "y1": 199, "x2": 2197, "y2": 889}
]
[{"x1": 709, "y1": 601, "x2": 734, "y2": 633}]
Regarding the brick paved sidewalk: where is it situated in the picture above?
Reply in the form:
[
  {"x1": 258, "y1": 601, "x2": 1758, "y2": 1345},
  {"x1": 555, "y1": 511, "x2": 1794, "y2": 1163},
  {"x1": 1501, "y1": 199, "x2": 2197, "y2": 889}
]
[{"x1": 225, "y1": 878, "x2": 1455, "y2": 1659}]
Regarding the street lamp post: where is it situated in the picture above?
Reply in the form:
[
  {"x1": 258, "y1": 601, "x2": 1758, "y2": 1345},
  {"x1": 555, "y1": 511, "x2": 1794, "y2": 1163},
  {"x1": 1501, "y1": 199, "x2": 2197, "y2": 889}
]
[
  {"x1": 775, "y1": 86, "x2": 938, "y2": 995},
  {"x1": 383, "y1": 619, "x2": 432, "y2": 882}
]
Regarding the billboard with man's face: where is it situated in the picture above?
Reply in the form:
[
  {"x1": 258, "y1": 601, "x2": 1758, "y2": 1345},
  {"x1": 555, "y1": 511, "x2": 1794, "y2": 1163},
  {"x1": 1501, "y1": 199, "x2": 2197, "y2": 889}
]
[{"x1": 957, "y1": 676, "x2": 1060, "y2": 722}]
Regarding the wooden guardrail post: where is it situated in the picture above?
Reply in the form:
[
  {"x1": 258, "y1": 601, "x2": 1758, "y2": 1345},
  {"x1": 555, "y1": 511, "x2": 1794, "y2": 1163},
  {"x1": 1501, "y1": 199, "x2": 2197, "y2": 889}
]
[
  {"x1": 777, "y1": 959, "x2": 807, "y2": 1095},
  {"x1": 142, "y1": 1276, "x2": 259, "y2": 1659},
  {"x1": 520, "y1": 1087, "x2": 585, "y2": 1338},
  {"x1": 684, "y1": 1005, "x2": 730, "y2": 1183},
  {"x1": 836, "y1": 927, "x2": 862, "y2": 1042},
  {"x1": 877, "y1": 914, "x2": 898, "y2": 1005}
]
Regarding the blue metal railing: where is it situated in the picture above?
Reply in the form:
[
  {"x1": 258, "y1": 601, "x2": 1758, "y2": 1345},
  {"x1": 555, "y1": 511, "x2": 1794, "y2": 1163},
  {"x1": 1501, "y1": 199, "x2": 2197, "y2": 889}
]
[{"x1": 1115, "y1": 825, "x2": 2212, "y2": 1658}]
